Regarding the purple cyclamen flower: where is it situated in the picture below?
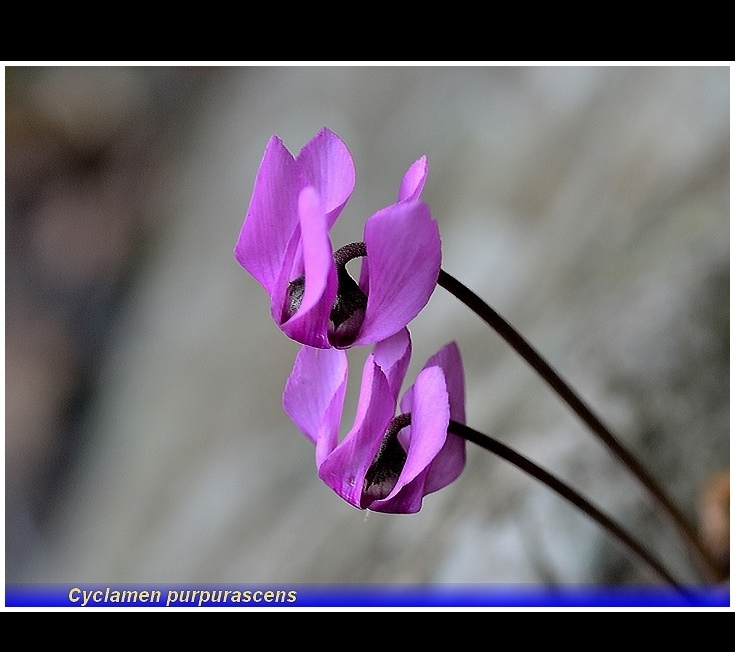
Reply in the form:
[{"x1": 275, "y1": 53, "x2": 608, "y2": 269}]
[
  {"x1": 234, "y1": 127, "x2": 441, "y2": 349},
  {"x1": 283, "y1": 328, "x2": 466, "y2": 514}
]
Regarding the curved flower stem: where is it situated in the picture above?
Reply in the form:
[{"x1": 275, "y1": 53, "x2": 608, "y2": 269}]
[
  {"x1": 438, "y1": 269, "x2": 723, "y2": 583},
  {"x1": 448, "y1": 420, "x2": 691, "y2": 594}
]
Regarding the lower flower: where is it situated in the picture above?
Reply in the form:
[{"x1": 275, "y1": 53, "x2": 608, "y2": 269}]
[{"x1": 283, "y1": 328, "x2": 466, "y2": 513}]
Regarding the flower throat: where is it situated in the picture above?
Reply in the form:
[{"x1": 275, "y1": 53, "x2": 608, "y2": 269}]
[{"x1": 283, "y1": 242, "x2": 368, "y2": 348}]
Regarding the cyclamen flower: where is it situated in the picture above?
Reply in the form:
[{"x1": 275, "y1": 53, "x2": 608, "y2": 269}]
[
  {"x1": 283, "y1": 328, "x2": 466, "y2": 514},
  {"x1": 234, "y1": 127, "x2": 441, "y2": 349}
]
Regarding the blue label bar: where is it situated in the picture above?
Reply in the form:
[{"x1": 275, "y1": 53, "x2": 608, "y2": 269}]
[{"x1": 4, "y1": 584, "x2": 730, "y2": 608}]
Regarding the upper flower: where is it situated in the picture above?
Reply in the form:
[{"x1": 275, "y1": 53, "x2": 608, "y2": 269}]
[
  {"x1": 283, "y1": 328, "x2": 466, "y2": 514},
  {"x1": 234, "y1": 127, "x2": 441, "y2": 349}
]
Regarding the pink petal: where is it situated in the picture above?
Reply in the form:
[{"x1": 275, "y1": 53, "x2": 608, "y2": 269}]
[
  {"x1": 401, "y1": 341, "x2": 466, "y2": 495},
  {"x1": 317, "y1": 364, "x2": 395, "y2": 508},
  {"x1": 421, "y1": 341, "x2": 466, "y2": 424},
  {"x1": 279, "y1": 187, "x2": 337, "y2": 349},
  {"x1": 422, "y1": 431, "x2": 466, "y2": 495},
  {"x1": 398, "y1": 155, "x2": 428, "y2": 202},
  {"x1": 354, "y1": 200, "x2": 441, "y2": 346},
  {"x1": 283, "y1": 346, "x2": 348, "y2": 467},
  {"x1": 369, "y1": 366, "x2": 450, "y2": 513},
  {"x1": 351, "y1": 329, "x2": 411, "y2": 434},
  {"x1": 372, "y1": 328, "x2": 412, "y2": 400},
  {"x1": 235, "y1": 136, "x2": 300, "y2": 293},
  {"x1": 297, "y1": 127, "x2": 355, "y2": 229}
]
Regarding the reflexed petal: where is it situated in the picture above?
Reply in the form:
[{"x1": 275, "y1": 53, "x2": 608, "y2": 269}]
[
  {"x1": 420, "y1": 341, "x2": 465, "y2": 424},
  {"x1": 235, "y1": 136, "x2": 300, "y2": 293},
  {"x1": 317, "y1": 364, "x2": 395, "y2": 508},
  {"x1": 297, "y1": 127, "x2": 355, "y2": 228},
  {"x1": 369, "y1": 366, "x2": 450, "y2": 514},
  {"x1": 351, "y1": 329, "x2": 411, "y2": 433},
  {"x1": 401, "y1": 341, "x2": 467, "y2": 495},
  {"x1": 354, "y1": 200, "x2": 441, "y2": 346},
  {"x1": 351, "y1": 349, "x2": 381, "y2": 441},
  {"x1": 280, "y1": 187, "x2": 337, "y2": 349},
  {"x1": 398, "y1": 155, "x2": 428, "y2": 202},
  {"x1": 236, "y1": 129, "x2": 354, "y2": 346},
  {"x1": 372, "y1": 328, "x2": 412, "y2": 400},
  {"x1": 283, "y1": 346, "x2": 347, "y2": 466},
  {"x1": 422, "y1": 429, "x2": 466, "y2": 495}
]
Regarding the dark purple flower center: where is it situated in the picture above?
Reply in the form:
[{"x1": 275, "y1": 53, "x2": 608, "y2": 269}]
[
  {"x1": 361, "y1": 413, "x2": 411, "y2": 505},
  {"x1": 281, "y1": 242, "x2": 369, "y2": 347},
  {"x1": 282, "y1": 277, "x2": 306, "y2": 323}
]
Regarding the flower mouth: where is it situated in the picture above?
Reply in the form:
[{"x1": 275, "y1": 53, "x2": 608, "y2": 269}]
[
  {"x1": 281, "y1": 277, "x2": 306, "y2": 324},
  {"x1": 327, "y1": 270, "x2": 367, "y2": 348},
  {"x1": 280, "y1": 268, "x2": 367, "y2": 347},
  {"x1": 361, "y1": 413, "x2": 411, "y2": 506},
  {"x1": 328, "y1": 241, "x2": 369, "y2": 347},
  {"x1": 281, "y1": 242, "x2": 369, "y2": 347}
]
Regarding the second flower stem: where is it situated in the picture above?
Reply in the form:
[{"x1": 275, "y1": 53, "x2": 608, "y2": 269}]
[
  {"x1": 448, "y1": 420, "x2": 689, "y2": 593},
  {"x1": 437, "y1": 269, "x2": 722, "y2": 583}
]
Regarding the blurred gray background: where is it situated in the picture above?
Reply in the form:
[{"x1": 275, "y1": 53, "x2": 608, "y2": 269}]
[{"x1": 5, "y1": 65, "x2": 729, "y2": 588}]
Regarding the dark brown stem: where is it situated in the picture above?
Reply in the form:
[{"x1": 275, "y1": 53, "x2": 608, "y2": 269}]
[
  {"x1": 449, "y1": 420, "x2": 692, "y2": 596},
  {"x1": 438, "y1": 268, "x2": 723, "y2": 583},
  {"x1": 333, "y1": 241, "x2": 367, "y2": 267}
]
